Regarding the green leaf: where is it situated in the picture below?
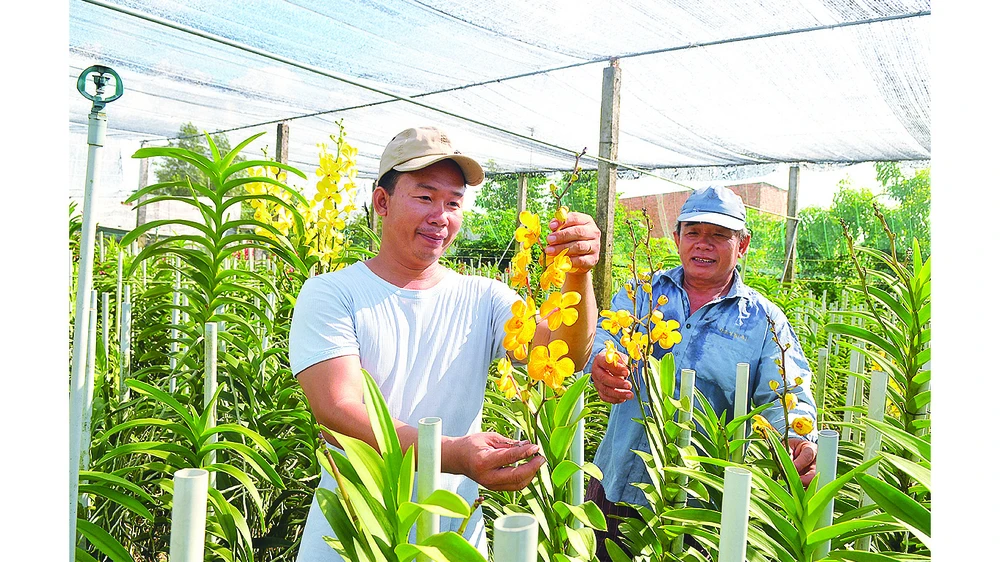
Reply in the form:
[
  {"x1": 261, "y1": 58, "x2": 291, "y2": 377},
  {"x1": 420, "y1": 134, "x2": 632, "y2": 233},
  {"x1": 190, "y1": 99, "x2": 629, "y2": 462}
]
[
  {"x1": 79, "y1": 484, "x2": 155, "y2": 522},
  {"x1": 856, "y1": 473, "x2": 931, "y2": 546},
  {"x1": 125, "y1": 379, "x2": 197, "y2": 430},
  {"x1": 411, "y1": 489, "x2": 472, "y2": 519},
  {"x1": 805, "y1": 519, "x2": 900, "y2": 546},
  {"x1": 328, "y1": 430, "x2": 388, "y2": 508},
  {"x1": 394, "y1": 531, "x2": 487, "y2": 562},
  {"x1": 75, "y1": 519, "x2": 135, "y2": 562},
  {"x1": 360, "y1": 369, "x2": 403, "y2": 478},
  {"x1": 554, "y1": 374, "x2": 589, "y2": 428},
  {"x1": 864, "y1": 418, "x2": 930, "y2": 461},
  {"x1": 880, "y1": 452, "x2": 931, "y2": 492},
  {"x1": 316, "y1": 488, "x2": 361, "y2": 561}
]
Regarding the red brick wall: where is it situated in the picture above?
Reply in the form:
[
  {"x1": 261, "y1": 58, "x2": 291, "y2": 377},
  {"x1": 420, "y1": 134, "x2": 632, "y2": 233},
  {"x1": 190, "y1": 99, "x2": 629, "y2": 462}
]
[{"x1": 619, "y1": 182, "x2": 788, "y2": 238}]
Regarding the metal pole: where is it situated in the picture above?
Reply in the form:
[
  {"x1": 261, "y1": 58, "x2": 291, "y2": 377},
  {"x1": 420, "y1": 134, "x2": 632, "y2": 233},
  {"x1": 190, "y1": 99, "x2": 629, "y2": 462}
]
[
  {"x1": 493, "y1": 514, "x2": 538, "y2": 562},
  {"x1": 70, "y1": 64, "x2": 123, "y2": 558},
  {"x1": 718, "y1": 466, "x2": 753, "y2": 562},
  {"x1": 813, "y1": 430, "x2": 840, "y2": 560},
  {"x1": 169, "y1": 468, "x2": 210, "y2": 562},
  {"x1": 734, "y1": 363, "x2": 750, "y2": 462},
  {"x1": 417, "y1": 417, "x2": 442, "y2": 555}
]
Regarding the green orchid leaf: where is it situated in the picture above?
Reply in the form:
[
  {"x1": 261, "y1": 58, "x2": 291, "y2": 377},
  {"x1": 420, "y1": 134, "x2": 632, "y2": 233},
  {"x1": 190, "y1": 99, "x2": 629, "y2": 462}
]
[
  {"x1": 75, "y1": 519, "x2": 135, "y2": 562},
  {"x1": 856, "y1": 473, "x2": 931, "y2": 546}
]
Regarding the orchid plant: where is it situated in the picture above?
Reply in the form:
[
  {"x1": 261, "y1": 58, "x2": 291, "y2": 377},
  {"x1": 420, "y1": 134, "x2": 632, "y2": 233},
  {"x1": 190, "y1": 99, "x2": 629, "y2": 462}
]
[{"x1": 490, "y1": 154, "x2": 609, "y2": 561}]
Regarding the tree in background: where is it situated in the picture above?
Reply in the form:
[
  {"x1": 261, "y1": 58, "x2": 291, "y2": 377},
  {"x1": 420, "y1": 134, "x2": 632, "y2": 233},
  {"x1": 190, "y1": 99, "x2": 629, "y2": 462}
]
[{"x1": 148, "y1": 122, "x2": 245, "y2": 196}]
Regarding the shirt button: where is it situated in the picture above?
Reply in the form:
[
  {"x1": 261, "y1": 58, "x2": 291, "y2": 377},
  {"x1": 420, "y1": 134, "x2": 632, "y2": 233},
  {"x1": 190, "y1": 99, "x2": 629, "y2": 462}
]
[{"x1": 686, "y1": 323, "x2": 691, "y2": 328}]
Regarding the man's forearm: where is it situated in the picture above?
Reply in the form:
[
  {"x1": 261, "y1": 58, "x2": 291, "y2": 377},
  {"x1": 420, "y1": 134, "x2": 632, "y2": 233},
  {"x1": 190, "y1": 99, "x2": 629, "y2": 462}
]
[{"x1": 553, "y1": 270, "x2": 597, "y2": 368}]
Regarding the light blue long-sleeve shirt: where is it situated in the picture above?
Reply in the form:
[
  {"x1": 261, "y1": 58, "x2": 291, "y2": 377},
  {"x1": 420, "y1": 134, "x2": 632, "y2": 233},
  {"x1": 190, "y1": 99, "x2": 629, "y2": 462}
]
[{"x1": 587, "y1": 266, "x2": 819, "y2": 505}]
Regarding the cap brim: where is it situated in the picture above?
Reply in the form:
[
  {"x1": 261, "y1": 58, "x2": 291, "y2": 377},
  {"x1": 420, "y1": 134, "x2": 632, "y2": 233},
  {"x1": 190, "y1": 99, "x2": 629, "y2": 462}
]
[
  {"x1": 393, "y1": 154, "x2": 485, "y2": 187},
  {"x1": 676, "y1": 211, "x2": 745, "y2": 231}
]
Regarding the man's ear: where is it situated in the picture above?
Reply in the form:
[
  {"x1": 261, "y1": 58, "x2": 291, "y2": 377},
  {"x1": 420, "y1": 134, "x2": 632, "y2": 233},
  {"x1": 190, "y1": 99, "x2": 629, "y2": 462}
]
[
  {"x1": 738, "y1": 231, "x2": 752, "y2": 257},
  {"x1": 372, "y1": 186, "x2": 390, "y2": 217}
]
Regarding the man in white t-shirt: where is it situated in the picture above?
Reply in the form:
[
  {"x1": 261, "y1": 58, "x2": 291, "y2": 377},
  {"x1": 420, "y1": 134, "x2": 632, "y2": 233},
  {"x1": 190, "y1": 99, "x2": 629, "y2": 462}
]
[{"x1": 290, "y1": 125, "x2": 602, "y2": 560}]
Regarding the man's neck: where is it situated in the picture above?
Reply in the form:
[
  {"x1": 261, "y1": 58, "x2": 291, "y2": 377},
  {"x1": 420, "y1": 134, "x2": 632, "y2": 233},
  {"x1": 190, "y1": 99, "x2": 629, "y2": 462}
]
[
  {"x1": 365, "y1": 253, "x2": 448, "y2": 290},
  {"x1": 682, "y1": 274, "x2": 735, "y2": 313}
]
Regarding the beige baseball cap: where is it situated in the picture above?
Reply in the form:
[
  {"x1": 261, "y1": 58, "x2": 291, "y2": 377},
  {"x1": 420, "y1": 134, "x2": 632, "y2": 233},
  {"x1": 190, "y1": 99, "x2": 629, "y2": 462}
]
[{"x1": 377, "y1": 126, "x2": 485, "y2": 187}]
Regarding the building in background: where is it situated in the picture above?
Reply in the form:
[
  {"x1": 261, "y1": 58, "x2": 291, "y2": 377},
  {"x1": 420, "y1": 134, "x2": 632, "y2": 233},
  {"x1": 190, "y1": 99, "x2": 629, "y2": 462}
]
[{"x1": 619, "y1": 182, "x2": 788, "y2": 238}]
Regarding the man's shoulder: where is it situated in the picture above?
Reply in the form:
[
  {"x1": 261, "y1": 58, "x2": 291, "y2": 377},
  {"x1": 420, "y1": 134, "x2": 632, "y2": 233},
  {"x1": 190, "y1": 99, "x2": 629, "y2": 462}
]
[{"x1": 735, "y1": 283, "x2": 790, "y2": 320}]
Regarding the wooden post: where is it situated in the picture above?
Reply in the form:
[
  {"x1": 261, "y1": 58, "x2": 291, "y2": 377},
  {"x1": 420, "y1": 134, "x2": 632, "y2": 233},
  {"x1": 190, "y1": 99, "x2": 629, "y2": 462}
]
[
  {"x1": 595, "y1": 59, "x2": 621, "y2": 311},
  {"x1": 276, "y1": 121, "x2": 290, "y2": 164},
  {"x1": 782, "y1": 165, "x2": 800, "y2": 283},
  {"x1": 516, "y1": 173, "x2": 528, "y2": 217}
]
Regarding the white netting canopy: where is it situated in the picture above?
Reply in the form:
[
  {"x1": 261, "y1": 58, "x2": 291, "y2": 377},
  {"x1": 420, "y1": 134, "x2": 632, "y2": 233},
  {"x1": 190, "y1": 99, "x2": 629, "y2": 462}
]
[{"x1": 69, "y1": 0, "x2": 930, "y2": 187}]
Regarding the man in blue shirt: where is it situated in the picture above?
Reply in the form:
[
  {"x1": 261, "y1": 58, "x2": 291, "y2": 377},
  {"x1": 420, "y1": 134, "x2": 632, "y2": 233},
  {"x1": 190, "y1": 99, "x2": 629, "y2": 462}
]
[{"x1": 586, "y1": 185, "x2": 819, "y2": 559}]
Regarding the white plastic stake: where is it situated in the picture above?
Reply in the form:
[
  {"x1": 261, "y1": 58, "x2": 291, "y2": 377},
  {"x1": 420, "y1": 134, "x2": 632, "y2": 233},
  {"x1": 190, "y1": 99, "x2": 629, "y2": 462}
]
[
  {"x1": 842, "y1": 350, "x2": 861, "y2": 443},
  {"x1": 856, "y1": 370, "x2": 889, "y2": 552},
  {"x1": 671, "y1": 368, "x2": 697, "y2": 554},
  {"x1": 204, "y1": 323, "x2": 218, "y2": 486},
  {"x1": 570, "y1": 389, "x2": 585, "y2": 514},
  {"x1": 493, "y1": 514, "x2": 538, "y2": 562},
  {"x1": 115, "y1": 251, "x2": 123, "y2": 339},
  {"x1": 81, "y1": 291, "x2": 99, "y2": 472},
  {"x1": 734, "y1": 363, "x2": 750, "y2": 462},
  {"x1": 101, "y1": 292, "x2": 110, "y2": 365},
  {"x1": 851, "y1": 349, "x2": 866, "y2": 445},
  {"x1": 99, "y1": 232, "x2": 105, "y2": 263},
  {"x1": 718, "y1": 466, "x2": 753, "y2": 562},
  {"x1": 119, "y1": 300, "x2": 131, "y2": 401},
  {"x1": 815, "y1": 348, "x2": 829, "y2": 425},
  {"x1": 813, "y1": 429, "x2": 840, "y2": 560},
  {"x1": 169, "y1": 468, "x2": 209, "y2": 562},
  {"x1": 417, "y1": 417, "x2": 442, "y2": 552},
  {"x1": 170, "y1": 268, "x2": 180, "y2": 393}
]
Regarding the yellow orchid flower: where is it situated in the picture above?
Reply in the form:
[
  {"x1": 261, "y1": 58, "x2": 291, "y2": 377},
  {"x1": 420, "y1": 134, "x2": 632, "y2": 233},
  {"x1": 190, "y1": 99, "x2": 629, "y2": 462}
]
[
  {"x1": 527, "y1": 339, "x2": 576, "y2": 391},
  {"x1": 539, "y1": 291, "x2": 581, "y2": 330},
  {"x1": 503, "y1": 300, "x2": 537, "y2": 355},
  {"x1": 496, "y1": 358, "x2": 520, "y2": 400},
  {"x1": 751, "y1": 414, "x2": 774, "y2": 435},
  {"x1": 791, "y1": 416, "x2": 814, "y2": 436},
  {"x1": 650, "y1": 319, "x2": 682, "y2": 350},
  {"x1": 783, "y1": 392, "x2": 798, "y2": 411},
  {"x1": 768, "y1": 380, "x2": 779, "y2": 392},
  {"x1": 623, "y1": 332, "x2": 648, "y2": 361},
  {"x1": 600, "y1": 310, "x2": 634, "y2": 335},
  {"x1": 553, "y1": 205, "x2": 569, "y2": 225},
  {"x1": 657, "y1": 295, "x2": 668, "y2": 306},
  {"x1": 515, "y1": 211, "x2": 541, "y2": 248},
  {"x1": 509, "y1": 248, "x2": 532, "y2": 288},
  {"x1": 540, "y1": 250, "x2": 572, "y2": 291},
  {"x1": 604, "y1": 340, "x2": 621, "y2": 367}
]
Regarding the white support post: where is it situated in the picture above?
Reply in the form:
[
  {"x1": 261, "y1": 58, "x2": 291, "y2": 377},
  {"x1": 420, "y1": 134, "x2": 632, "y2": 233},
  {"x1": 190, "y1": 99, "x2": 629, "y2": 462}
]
[
  {"x1": 734, "y1": 363, "x2": 750, "y2": 463},
  {"x1": 570, "y1": 389, "x2": 585, "y2": 515},
  {"x1": 99, "y1": 232, "x2": 105, "y2": 263},
  {"x1": 170, "y1": 268, "x2": 180, "y2": 393},
  {"x1": 842, "y1": 350, "x2": 861, "y2": 443},
  {"x1": 115, "y1": 251, "x2": 123, "y2": 340},
  {"x1": 856, "y1": 370, "x2": 889, "y2": 552},
  {"x1": 101, "y1": 292, "x2": 110, "y2": 365},
  {"x1": 169, "y1": 468, "x2": 209, "y2": 562},
  {"x1": 718, "y1": 466, "x2": 753, "y2": 562},
  {"x1": 204, "y1": 323, "x2": 218, "y2": 487},
  {"x1": 79, "y1": 292, "x2": 99, "y2": 516},
  {"x1": 493, "y1": 514, "x2": 538, "y2": 562},
  {"x1": 671, "y1": 369, "x2": 697, "y2": 554},
  {"x1": 417, "y1": 417, "x2": 442, "y2": 553},
  {"x1": 813, "y1": 429, "x2": 840, "y2": 560},
  {"x1": 119, "y1": 299, "x2": 131, "y2": 401},
  {"x1": 815, "y1": 348, "x2": 829, "y2": 425},
  {"x1": 851, "y1": 348, "x2": 866, "y2": 445}
]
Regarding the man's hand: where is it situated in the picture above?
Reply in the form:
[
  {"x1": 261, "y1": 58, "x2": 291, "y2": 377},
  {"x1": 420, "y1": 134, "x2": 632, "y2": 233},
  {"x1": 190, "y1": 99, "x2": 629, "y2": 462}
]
[
  {"x1": 590, "y1": 349, "x2": 633, "y2": 404},
  {"x1": 788, "y1": 438, "x2": 818, "y2": 487},
  {"x1": 546, "y1": 212, "x2": 602, "y2": 272},
  {"x1": 444, "y1": 432, "x2": 546, "y2": 492}
]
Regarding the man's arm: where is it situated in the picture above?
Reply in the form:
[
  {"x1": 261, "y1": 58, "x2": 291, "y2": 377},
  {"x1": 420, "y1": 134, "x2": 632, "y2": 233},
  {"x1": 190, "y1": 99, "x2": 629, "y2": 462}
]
[
  {"x1": 297, "y1": 354, "x2": 546, "y2": 491},
  {"x1": 528, "y1": 212, "x2": 601, "y2": 367}
]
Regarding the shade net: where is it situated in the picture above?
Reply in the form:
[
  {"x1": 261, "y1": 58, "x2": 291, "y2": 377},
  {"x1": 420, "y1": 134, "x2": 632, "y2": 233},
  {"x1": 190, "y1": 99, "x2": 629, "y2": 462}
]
[{"x1": 69, "y1": 0, "x2": 931, "y2": 195}]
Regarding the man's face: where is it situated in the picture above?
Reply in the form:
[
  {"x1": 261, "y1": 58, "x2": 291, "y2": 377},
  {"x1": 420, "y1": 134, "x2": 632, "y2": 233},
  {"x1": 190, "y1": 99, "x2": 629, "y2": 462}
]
[
  {"x1": 377, "y1": 160, "x2": 466, "y2": 268},
  {"x1": 672, "y1": 222, "x2": 751, "y2": 289}
]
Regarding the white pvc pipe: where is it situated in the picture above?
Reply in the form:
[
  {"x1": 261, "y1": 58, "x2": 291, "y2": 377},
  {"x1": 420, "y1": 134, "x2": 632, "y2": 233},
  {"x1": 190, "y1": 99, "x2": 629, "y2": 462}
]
[
  {"x1": 493, "y1": 514, "x2": 538, "y2": 562},
  {"x1": 99, "y1": 232, "x2": 105, "y2": 263},
  {"x1": 417, "y1": 417, "x2": 442, "y2": 552},
  {"x1": 216, "y1": 305, "x2": 226, "y2": 354},
  {"x1": 671, "y1": 369, "x2": 697, "y2": 554},
  {"x1": 718, "y1": 466, "x2": 752, "y2": 562},
  {"x1": 204, "y1": 323, "x2": 218, "y2": 486},
  {"x1": 81, "y1": 291, "x2": 99, "y2": 472},
  {"x1": 734, "y1": 363, "x2": 750, "y2": 463},
  {"x1": 141, "y1": 258, "x2": 147, "y2": 286},
  {"x1": 101, "y1": 292, "x2": 110, "y2": 366},
  {"x1": 115, "y1": 251, "x2": 123, "y2": 340},
  {"x1": 815, "y1": 348, "x2": 829, "y2": 425},
  {"x1": 69, "y1": 95, "x2": 110, "y2": 557},
  {"x1": 119, "y1": 300, "x2": 131, "y2": 401},
  {"x1": 170, "y1": 268, "x2": 180, "y2": 393},
  {"x1": 169, "y1": 468, "x2": 210, "y2": 562},
  {"x1": 814, "y1": 429, "x2": 840, "y2": 560},
  {"x1": 856, "y1": 370, "x2": 888, "y2": 552},
  {"x1": 851, "y1": 351, "x2": 866, "y2": 445},
  {"x1": 842, "y1": 350, "x2": 859, "y2": 443},
  {"x1": 570, "y1": 390, "x2": 585, "y2": 515}
]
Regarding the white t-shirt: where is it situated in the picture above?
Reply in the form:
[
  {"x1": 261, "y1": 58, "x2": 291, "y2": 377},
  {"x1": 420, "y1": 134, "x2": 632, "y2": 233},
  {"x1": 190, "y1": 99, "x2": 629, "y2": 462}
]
[{"x1": 290, "y1": 261, "x2": 520, "y2": 561}]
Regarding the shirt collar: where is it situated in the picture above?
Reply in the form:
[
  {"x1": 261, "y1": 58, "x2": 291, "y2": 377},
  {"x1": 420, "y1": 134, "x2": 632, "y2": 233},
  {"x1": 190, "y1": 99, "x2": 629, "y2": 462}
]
[{"x1": 658, "y1": 265, "x2": 753, "y2": 300}]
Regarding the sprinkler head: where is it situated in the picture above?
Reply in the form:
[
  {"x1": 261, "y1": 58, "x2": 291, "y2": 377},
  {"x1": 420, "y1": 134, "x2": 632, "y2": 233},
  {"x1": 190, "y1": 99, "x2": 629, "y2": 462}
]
[{"x1": 77, "y1": 65, "x2": 124, "y2": 112}]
